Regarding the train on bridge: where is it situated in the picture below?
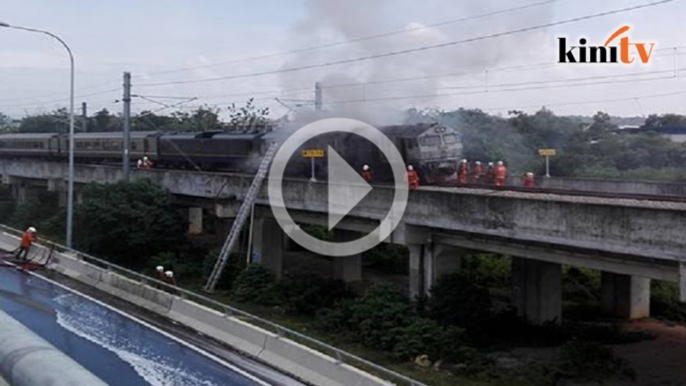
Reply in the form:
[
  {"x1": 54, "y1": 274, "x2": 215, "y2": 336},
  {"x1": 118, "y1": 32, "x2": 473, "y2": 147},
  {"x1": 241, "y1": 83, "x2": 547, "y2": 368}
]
[{"x1": 0, "y1": 123, "x2": 462, "y2": 184}]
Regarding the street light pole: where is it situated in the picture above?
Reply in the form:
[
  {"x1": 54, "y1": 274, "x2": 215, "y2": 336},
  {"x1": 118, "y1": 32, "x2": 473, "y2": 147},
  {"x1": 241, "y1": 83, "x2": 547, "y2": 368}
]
[{"x1": 0, "y1": 22, "x2": 76, "y2": 247}]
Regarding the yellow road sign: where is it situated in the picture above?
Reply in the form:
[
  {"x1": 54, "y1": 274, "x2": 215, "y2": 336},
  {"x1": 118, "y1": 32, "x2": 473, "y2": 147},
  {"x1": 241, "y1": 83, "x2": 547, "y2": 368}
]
[
  {"x1": 538, "y1": 148, "x2": 556, "y2": 157},
  {"x1": 301, "y1": 149, "x2": 325, "y2": 158}
]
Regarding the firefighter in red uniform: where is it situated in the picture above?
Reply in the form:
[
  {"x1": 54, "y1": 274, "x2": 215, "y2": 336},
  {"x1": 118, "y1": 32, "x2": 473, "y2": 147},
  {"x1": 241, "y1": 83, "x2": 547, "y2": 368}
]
[
  {"x1": 164, "y1": 270, "x2": 177, "y2": 286},
  {"x1": 472, "y1": 161, "x2": 483, "y2": 184},
  {"x1": 494, "y1": 161, "x2": 507, "y2": 186},
  {"x1": 361, "y1": 165, "x2": 373, "y2": 184},
  {"x1": 15, "y1": 227, "x2": 36, "y2": 261},
  {"x1": 457, "y1": 159, "x2": 469, "y2": 184},
  {"x1": 522, "y1": 172, "x2": 535, "y2": 187},
  {"x1": 155, "y1": 266, "x2": 166, "y2": 281},
  {"x1": 406, "y1": 165, "x2": 420, "y2": 189}
]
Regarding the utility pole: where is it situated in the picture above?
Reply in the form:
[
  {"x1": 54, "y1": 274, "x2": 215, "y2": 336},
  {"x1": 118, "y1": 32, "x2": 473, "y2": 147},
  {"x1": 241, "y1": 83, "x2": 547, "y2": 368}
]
[
  {"x1": 122, "y1": 72, "x2": 131, "y2": 182},
  {"x1": 81, "y1": 102, "x2": 87, "y2": 132},
  {"x1": 314, "y1": 82, "x2": 322, "y2": 111}
]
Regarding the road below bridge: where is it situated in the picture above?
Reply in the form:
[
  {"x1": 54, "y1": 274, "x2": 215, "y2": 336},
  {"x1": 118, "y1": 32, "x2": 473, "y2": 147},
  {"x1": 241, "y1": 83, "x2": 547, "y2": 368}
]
[{"x1": 0, "y1": 265, "x2": 302, "y2": 386}]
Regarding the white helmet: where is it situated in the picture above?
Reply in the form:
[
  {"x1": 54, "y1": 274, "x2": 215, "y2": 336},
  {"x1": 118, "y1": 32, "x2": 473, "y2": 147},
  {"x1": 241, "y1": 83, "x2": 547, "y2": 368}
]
[
  {"x1": 488, "y1": 162, "x2": 494, "y2": 167},
  {"x1": 407, "y1": 165, "x2": 414, "y2": 171},
  {"x1": 475, "y1": 161, "x2": 481, "y2": 165},
  {"x1": 27, "y1": 227, "x2": 36, "y2": 233},
  {"x1": 363, "y1": 165, "x2": 369, "y2": 171},
  {"x1": 164, "y1": 271, "x2": 174, "y2": 278},
  {"x1": 497, "y1": 161, "x2": 504, "y2": 166},
  {"x1": 143, "y1": 156, "x2": 149, "y2": 161},
  {"x1": 156, "y1": 266, "x2": 164, "y2": 272},
  {"x1": 461, "y1": 159, "x2": 467, "y2": 163},
  {"x1": 527, "y1": 172, "x2": 534, "y2": 177}
]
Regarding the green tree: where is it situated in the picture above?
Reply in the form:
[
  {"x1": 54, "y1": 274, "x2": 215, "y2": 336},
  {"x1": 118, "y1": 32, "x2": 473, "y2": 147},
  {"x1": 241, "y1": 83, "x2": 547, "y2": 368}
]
[
  {"x1": 226, "y1": 98, "x2": 270, "y2": 129},
  {"x1": 18, "y1": 108, "x2": 69, "y2": 133},
  {"x1": 91, "y1": 109, "x2": 122, "y2": 132},
  {"x1": 73, "y1": 180, "x2": 185, "y2": 268},
  {"x1": 587, "y1": 111, "x2": 616, "y2": 140},
  {"x1": 0, "y1": 112, "x2": 13, "y2": 132}
]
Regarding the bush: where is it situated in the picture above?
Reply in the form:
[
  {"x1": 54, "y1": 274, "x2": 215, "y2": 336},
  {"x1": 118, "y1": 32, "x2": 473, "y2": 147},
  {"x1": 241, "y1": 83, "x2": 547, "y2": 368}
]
[
  {"x1": 461, "y1": 254, "x2": 511, "y2": 290},
  {"x1": 231, "y1": 264, "x2": 282, "y2": 306},
  {"x1": 556, "y1": 339, "x2": 635, "y2": 382},
  {"x1": 428, "y1": 273, "x2": 493, "y2": 331},
  {"x1": 562, "y1": 267, "x2": 600, "y2": 305},
  {"x1": 651, "y1": 280, "x2": 686, "y2": 322},
  {"x1": 280, "y1": 274, "x2": 353, "y2": 316},
  {"x1": 202, "y1": 249, "x2": 240, "y2": 291},
  {"x1": 392, "y1": 317, "x2": 466, "y2": 361},
  {"x1": 347, "y1": 286, "x2": 412, "y2": 350},
  {"x1": 362, "y1": 244, "x2": 409, "y2": 275}
]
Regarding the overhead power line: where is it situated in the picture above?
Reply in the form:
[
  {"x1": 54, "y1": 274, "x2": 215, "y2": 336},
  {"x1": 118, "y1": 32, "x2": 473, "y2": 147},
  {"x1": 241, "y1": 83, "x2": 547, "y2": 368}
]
[
  {"x1": 144, "y1": 0, "x2": 558, "y2": 77},
  {"x1": 484, "y1": 89, "x2": 686, "y2": 112},
  {"x1": 323, "y1": 71, "x2": 685, "y2": 106},
  {"x1": 136, "y1": 0, "x2": 675, "y2": 88}
]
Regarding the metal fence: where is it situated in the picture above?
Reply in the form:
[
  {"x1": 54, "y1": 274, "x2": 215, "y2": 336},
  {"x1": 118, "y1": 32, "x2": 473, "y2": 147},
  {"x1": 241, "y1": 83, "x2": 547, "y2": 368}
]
[{"x1": 0, "y1": 224, "x2": 427, "y2": 386}]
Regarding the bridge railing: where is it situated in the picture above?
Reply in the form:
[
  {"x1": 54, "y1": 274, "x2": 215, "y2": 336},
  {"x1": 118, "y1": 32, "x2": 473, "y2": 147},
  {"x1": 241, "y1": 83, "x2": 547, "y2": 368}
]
[{"x1": 0, "y1": 224, "x2": 428, "y2": 386}]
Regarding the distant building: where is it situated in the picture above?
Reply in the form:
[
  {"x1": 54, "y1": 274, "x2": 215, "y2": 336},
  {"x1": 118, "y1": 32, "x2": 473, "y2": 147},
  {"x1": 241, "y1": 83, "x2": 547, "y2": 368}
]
[{"x1": 613, "y1": 126, "x2": 686, "y2": 143}]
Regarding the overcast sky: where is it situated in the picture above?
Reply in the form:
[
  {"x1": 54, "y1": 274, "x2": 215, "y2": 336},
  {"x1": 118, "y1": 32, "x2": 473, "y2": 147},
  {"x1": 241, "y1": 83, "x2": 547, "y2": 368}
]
[{"x1": 1, "y1": 0, "x2": 685, "y2": 122}]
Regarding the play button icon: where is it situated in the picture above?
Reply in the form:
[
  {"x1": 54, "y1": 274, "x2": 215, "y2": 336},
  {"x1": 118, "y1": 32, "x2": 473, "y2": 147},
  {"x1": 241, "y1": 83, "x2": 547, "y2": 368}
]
[
  {"x1": 268, "y1": 118, "x2": 409, "y2": 257},
  {"x1": 327, "y1": 146, "x2": 372, "y2": 230}
]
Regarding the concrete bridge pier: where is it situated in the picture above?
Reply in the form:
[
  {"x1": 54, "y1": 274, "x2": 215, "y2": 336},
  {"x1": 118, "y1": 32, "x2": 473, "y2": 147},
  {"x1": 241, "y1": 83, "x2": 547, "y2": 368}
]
[
  {"x1": 408, "y1": 243, "x2": 464, "y2": 299},
  {"x1": 600, "y1": 272, "x2": 650, "y2": 319},
  {"x1": 332, "y1": 230, "x2": 362, "y2": 282},
  {"x1": 251, "y1": 217, "x2": 284, "y2": 278},
  {"x1": 187, "y1": 207, "x2": 203, "y2": 235},
  {"x1": 512, "y1": 257, "x2": 562, "y2": 325}
]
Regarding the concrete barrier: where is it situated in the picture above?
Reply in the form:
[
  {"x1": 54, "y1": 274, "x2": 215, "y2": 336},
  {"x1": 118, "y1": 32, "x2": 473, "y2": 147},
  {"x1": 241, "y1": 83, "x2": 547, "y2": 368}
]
[
  {"x1": 0, "y1": 309, "x2": 108, "y2": 386},
  {"x1": 9, "y1": 243, "x2": 395, "y2": 386},
  {"x1": 167, "y1": 298, "x2": 268, "y2": 358}
]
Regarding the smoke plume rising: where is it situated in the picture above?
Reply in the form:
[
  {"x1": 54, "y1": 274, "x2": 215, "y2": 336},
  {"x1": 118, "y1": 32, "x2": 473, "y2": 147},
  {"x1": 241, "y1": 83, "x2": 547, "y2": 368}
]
[{"x1": 280, "y1": 0, "x2": 555, "y2": 126}]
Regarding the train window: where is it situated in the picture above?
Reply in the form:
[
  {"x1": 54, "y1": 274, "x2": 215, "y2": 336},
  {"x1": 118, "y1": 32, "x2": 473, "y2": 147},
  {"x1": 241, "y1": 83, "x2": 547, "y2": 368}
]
[
  {"x1": 443, "y1": 134, "x2": 458, "y2": 144},
  {"x1": 421, "y1": 135, "x2": 441, "y2": 147}
]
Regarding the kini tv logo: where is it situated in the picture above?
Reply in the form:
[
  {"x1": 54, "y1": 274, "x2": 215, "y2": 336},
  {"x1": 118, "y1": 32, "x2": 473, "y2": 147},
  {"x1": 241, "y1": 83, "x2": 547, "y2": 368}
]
[{"x1": 558, "y1": 26, "x2": 655, "y2": 64}]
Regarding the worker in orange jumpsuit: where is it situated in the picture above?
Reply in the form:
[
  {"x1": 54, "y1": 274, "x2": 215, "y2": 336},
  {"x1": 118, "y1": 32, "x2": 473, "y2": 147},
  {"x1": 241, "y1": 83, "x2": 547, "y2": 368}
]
[
  {"x1": 406, "y1": 165, "x2": 420, "y2": 189},
  {"x1": 457, "y1": 159, "x2": 469, "y2": 184},
  {"x1": 471, "y1": 161, "x2": 483, "y2": 184},
  {"x1": 522, "y1": 172, "x2": 535, "y2": 188},
  {"x1": 494, "y1": 161, "x2": 507, "y2": 186},
  {"x1": 14, "y1": 227, "x2": 36, "y2": 261},
  {"x1": 361, "y1": 165, "x2": 373, "y2": 184}
]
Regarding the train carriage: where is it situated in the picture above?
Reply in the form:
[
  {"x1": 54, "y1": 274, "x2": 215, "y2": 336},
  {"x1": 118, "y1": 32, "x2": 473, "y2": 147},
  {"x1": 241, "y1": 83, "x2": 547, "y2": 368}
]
[
  {"x1": 0, "y1": 133, "x2": 59, "y2": 159},
  {"x1": 157, "y1": 131, "x2": 265, "y2": 168},
  {"x1": 63, "y1": 131, "x2": 162, "y2": 162}
]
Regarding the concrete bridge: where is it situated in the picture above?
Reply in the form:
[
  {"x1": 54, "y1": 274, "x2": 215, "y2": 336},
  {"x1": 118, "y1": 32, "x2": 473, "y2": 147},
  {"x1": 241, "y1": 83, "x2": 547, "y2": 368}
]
[{"x1": 2, "y1": 159, "x2": 685, "y2": 324}]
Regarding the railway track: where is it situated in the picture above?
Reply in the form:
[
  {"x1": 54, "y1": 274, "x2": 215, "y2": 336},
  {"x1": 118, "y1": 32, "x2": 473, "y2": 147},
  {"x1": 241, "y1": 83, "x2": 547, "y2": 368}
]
[{"x1": 78, "y1": 162, "x2": 686, "y2": 203}]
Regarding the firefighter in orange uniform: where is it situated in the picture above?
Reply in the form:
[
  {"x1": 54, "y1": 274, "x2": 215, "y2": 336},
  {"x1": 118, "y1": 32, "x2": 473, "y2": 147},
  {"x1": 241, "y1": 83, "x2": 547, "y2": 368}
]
[
  {"x1": 472, "y1": 161, "x2": 483, "y2": 184},
  {"x1": 15, "y1": 227, "x2": 36, "y2": 261},
  {"x1": 522, "y1": 172, "x2": 535, "y2": 188},
  {"x1": 361, "y1": 165, "x2": 373, "y2": 184},
  {"x1": 457, "y1": 159, "x2": 469, "y2": 184},
  {"x1": 494, "y1": 161, "x2": 507, "y2": 186},
  {"x1": 407, "y1": 165, "x2": 420, "y2": 189}
]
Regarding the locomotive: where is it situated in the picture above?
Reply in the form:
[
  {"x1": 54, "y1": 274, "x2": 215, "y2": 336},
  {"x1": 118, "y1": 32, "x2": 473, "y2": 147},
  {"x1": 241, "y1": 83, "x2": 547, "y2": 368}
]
[{"x1": 0, "y1": 123, "x2": 462, "y2": 184}]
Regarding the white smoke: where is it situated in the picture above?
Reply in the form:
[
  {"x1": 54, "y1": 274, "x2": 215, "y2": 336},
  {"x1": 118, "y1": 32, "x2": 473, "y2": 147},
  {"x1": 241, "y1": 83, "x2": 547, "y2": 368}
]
[{"x1": 280, "y1": 0, "x2": 554, "y2": 125}]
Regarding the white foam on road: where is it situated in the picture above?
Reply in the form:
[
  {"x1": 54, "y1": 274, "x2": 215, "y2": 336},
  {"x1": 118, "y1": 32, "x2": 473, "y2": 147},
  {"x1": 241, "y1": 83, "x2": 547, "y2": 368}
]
[{"x1": 54, "y1": 293, "x2": 226, "y2": 386}]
